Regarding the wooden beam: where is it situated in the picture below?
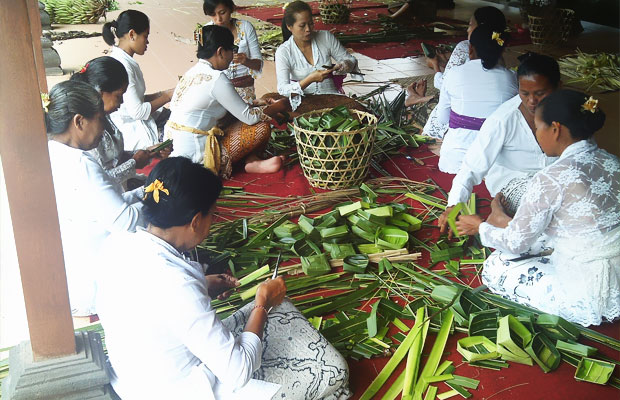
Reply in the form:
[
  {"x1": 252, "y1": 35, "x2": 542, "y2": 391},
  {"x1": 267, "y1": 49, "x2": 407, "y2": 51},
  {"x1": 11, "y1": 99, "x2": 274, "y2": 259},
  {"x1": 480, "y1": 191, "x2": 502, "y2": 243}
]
[
  {"x1": 27, "y1": 0, "x2": 48, "y2": 92},
  {"x1": 0, "y1": 0, "x2": 75, "y2": 360}
]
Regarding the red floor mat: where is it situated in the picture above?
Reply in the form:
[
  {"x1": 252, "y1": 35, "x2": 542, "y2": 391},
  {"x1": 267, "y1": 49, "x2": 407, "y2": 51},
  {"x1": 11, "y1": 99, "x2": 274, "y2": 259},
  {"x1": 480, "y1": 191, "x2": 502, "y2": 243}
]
[
  {"x1": 236, "y1": 1, "x2": 532, "y2": 60},
  {"x1": 220, "y1": 145, "x2": 620, "y2": 400}
]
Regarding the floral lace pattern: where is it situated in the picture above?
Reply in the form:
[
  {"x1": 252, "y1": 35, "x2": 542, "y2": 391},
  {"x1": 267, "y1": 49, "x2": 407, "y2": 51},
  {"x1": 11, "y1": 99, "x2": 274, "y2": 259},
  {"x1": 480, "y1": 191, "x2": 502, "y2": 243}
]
[
  {"x1": 88, "y1": 117, "x2": 138, "y2": 185},
  {"x1": 480, "y1": 140, "x2": 620, "y2": 326},
  {"x1": 422, "y1": 40, "x2": 470, "y2": 139}
]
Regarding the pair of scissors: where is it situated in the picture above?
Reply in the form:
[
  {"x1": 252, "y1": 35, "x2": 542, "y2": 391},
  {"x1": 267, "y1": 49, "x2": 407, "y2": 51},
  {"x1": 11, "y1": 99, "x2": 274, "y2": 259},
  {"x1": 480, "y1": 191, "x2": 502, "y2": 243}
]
[{"x1": 272, "y1": 251, "x2": 282, "y2": 279}]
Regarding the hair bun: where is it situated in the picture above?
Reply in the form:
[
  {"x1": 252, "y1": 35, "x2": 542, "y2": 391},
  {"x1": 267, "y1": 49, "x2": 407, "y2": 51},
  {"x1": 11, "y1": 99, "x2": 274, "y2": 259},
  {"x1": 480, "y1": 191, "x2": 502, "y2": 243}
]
[{"x1": 111, "y1": 20, "x2": 118, "y2": 28}]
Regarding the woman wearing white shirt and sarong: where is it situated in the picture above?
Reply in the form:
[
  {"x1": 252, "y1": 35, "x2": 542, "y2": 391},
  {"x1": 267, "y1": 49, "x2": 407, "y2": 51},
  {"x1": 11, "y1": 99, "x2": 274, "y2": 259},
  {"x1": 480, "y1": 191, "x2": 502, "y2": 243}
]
[
  {"x1": 435, "y1": 25, "x2": 517, "y2": 174},
  {"x1": 438, "y1": 53, "x2": 562, "y2": 235},
  {"x1": 275, "y1": 1, "x2": 358, "y2": 111},
  {"x1": 44, "y1": 80, "x2": 145, "y2": 318},
  {"x1": 203, "y1": 0, "x2": 263, "y2": 104},
  {"x1": 455, "y1": 90, "x2": 620, "y2": 327},
  {"x1": 167, "y1": 25, "x2": 289, "y2": 179},
  {"x1": 414, "y1": 7, "x2": 507, "y2": 137},
  {"x1": 96, "y1": 157, "x2": 351, "y2": 400},
  {"x1": 103, "y1": 10, "x2": 174, "y2": 151}
]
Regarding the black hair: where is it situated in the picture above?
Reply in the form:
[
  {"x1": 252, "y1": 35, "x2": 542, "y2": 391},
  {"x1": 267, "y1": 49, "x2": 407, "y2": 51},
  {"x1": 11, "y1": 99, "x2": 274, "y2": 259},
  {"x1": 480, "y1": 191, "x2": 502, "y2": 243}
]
[
  {"x1": 102, "y1": 9, "x2": 150, "y2": 46},
  {"x1": 281, "y1": 1, "x2": 313, "y2": 42},
  {"x1": 142, "y1": 157, "x2": 223, "y2": 229},
  {"x1": 469, "y1": 25, "x2": 508, "y2": 69},
  {"x1": 517, "y1": 52, "x2": 561, "y2": 88},
  {"x1": 69, "y1": 56, "x2": 128, "y2": 93},
  {"x1": 45, "y1": 80, "x2": 104, "y2": 135},
  {"x1": 537, "y1": 89, "x2": 606, "y2": 141},
  {"x1": 203, "y1": 0, "x2": 235, "y2": 16},
  {"x1": 473, "y1": 6, "x2": 507, "y2": 32},
  {"x1": 196, "y1": 24, "x2": 235, "y2": 59}
]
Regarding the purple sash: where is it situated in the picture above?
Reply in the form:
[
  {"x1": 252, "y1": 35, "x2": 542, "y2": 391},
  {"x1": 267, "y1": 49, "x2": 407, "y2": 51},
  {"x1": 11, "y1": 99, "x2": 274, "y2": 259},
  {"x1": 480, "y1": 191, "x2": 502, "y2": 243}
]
[{"x1": 449, "y1": 110, "x2": 486, "y2": 131}]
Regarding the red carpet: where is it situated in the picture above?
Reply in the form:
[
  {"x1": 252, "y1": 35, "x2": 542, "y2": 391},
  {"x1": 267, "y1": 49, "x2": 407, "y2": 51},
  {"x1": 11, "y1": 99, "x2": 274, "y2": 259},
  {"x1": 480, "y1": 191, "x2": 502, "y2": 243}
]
[
  {"x1": 140, "y1": 144, "x2": 619, "y2": 399},
  {"x1": 237, "y1": 1, "x2": 532, "y2": 60},
  {"x1": 217, "y1": 145, "x2": 620, "y2": 400}
]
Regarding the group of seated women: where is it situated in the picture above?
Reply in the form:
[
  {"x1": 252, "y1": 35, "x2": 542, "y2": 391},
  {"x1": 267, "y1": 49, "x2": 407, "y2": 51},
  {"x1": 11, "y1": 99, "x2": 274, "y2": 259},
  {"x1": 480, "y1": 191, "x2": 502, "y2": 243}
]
[{"x1": 40, "y1": 1, "x2": 618, "y2": 399}]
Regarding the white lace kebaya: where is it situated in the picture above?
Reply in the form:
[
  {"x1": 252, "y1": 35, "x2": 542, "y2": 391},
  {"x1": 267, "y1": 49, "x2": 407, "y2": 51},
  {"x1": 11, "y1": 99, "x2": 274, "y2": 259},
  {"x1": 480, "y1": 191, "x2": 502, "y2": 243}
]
[{"x1": 479, "y1": 139, "x2": 620, "y2": 326}]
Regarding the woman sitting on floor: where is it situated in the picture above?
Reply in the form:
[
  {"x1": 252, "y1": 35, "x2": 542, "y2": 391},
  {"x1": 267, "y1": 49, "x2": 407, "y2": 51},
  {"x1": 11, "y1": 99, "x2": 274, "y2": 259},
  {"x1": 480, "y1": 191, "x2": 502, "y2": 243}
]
[
  {"x1": 435, "y1": 25, "x2": 516, "y2": 174},
  {"x1": 455, "y1": 90, "x2": 620, "y2": 327},
  {"x1": 44, "y1": 80, "x2": 145, "y2": 318},
  {"x1": 407, "y1": 7, "x2": 506, "y2": 134},
  {"x1": 70, "y1": 56, "x2": 171, "y2": 187},
  {"x1": 96, "y1": 157, "x2": 351, "y2": 400},
  {"x1": 438, "y1": 53, "x2": 560, "y2": 233},
  {"x1": 103, "y1": 10, "x2": 174, "y2": 151},
  {"x1": 203, "y1": 0, "x2": 263, "y2": 104},
  {"x1": 166, "y1": 25, "x2": 288, "y2": 179},
  {"x1": 275, "y1": 0, "x2": 359, "y2": 111}
]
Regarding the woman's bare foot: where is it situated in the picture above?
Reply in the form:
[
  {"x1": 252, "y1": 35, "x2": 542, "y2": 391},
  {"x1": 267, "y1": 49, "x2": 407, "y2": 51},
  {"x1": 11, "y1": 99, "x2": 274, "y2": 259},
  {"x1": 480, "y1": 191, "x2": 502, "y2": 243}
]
[
  {"x1": 405, "y1": 80, "x2": 434, "y2": 106},
  {"x1": 245, "y1": 155, "x2": 283, "y2": 174}
]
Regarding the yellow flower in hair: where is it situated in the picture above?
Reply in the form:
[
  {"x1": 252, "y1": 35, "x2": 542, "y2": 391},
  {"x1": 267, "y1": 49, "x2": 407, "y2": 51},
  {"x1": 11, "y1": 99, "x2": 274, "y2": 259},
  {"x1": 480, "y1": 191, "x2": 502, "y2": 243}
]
[
  {"x1": 144, "y1": 179, "x2": 170, "y2": 203},
  {"x1": 41, "y1": 92, "x2": 51, "y2": 113},
  {"x1": 581, "y1": 96, "x2": 599, "y2": 113},
  {"x1": 491, "y1": 31, "x2": 504, "y2": 46},
  {"x1": 282, "y1": 2, "x2": 290, "y2": 10}
]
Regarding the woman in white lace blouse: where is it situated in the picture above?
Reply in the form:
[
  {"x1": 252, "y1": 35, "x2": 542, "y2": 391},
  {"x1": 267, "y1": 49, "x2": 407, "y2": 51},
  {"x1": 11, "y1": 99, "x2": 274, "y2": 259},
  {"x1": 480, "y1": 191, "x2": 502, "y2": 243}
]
[
  {"x1": 71, "y1": 56, "x2": 169, "y2": 186},
  {"x1": 275, "y1": 1, "x2": 358, "y2": 111},
  {"x1": 455, "y1": 90, "x2": 620, "y2": 326},
  {"x1": 203, "y1": 0, "x2": 263, "y2": 104},
  {"x1": 415, "y1": 6, "x2": 507, "y2": 138}
]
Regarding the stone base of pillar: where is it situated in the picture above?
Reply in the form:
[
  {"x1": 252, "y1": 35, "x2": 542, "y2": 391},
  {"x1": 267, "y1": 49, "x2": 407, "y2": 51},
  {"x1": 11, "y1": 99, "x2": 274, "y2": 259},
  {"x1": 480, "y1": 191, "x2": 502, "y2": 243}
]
[
  {"x1": 2, "y1": 331, "x2": 118, "y2": 400},
  {"x1": 41, "y1": 37, "x2": 63, "y2": 76}
]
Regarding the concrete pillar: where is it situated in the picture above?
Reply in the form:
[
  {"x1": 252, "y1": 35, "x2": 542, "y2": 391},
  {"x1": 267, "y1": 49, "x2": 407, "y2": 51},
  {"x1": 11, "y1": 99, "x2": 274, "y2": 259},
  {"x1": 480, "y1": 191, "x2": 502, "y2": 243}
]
[{"x1": 2, "y1": 332, "x2": 117, "y2": 400}]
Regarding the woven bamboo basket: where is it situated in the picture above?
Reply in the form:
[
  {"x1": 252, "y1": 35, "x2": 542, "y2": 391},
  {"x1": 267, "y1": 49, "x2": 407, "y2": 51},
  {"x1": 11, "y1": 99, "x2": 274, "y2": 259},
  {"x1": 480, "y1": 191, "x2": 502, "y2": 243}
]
[
  {"x1": 294, "y1": 108, "x2": 377, "y2": 190},
  {"x1": 318, "y1": 0, "x2": 351, "y2": 24},
  {"x1": 528, "y1": 8, "x2": 575, "y2": 47}
]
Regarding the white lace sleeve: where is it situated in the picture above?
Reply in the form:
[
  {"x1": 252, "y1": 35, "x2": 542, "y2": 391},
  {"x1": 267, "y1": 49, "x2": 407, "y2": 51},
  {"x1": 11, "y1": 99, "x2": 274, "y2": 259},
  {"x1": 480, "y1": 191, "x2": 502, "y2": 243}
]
[
  {"x1": 480, "y1": 172, "x2": 562, "y2": 254},
  {"x1": 433, "y1": 40, "x2": 469, "y2": 89},
  {"x1": 275, "y1": 44, "x2": 304, "y2": 111}
]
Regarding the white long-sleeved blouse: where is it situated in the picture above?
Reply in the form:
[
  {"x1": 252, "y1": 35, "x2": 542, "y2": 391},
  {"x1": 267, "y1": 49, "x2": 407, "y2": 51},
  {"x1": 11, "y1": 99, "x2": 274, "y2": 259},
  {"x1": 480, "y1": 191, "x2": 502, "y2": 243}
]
[
  {"x1": 96, "y1": 229, "x2": 264, "y2": 400},
  {"x1": 275, "y1": 30, "x2": 357, "y2": 110},
  {"x1": 479, "y1": 140, "x2": 620, "y2": 254},
  {"x1": 479, "y1": 140, "x2": 620, "y2": 325},
  {"x1": 167, "y1": 60, "x2": 268, "y2": 164},
  {"x1": 48, "y1": 140, "x2": 144, "y2": 315},
  {"x1": 109, "y1": 46, "x2": 159, "y2": 151},
  {"x1": 436, "y1": 59, "x2": 518, "y2": 173},
  {"x1": 447, "y1": 94, "x2": 557, "y2": 206},
  {"x1": 206, "y1": 19, "x2": 263, "y2": 81}
]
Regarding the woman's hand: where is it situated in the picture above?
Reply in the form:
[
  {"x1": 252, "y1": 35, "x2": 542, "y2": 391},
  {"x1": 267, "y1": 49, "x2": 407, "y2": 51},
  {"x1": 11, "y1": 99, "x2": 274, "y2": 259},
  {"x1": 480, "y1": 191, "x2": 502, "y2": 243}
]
[
  {"x1": 263, "y1": 97, "x2": 290, "y2": 118},
  {"x1": 131, "y1": 150, "x2": 150, "y2": 169},
  {"x1": 309, "y1": 68, "x2": 334, "y2": 83},
  {"x1": 205, "y1": 273, "x2": 240, "y2": 300},
  {"x1": 255, "y1": 277, "x2": 286, "y2": 309},
  {"x1": 487, "y1": 193, "x2": 512, "y2": 228},
  {"x1": 437, "y1": 206, "x2": 455, "y2": 238},
  {"x1": 454, "y1": 214, "x2": 484, "y2": 236},
  {"x1": 233, "y1": 52, "x2": 248, "y2": 66},
  {"x1": 146, "y1": 143, "x2": 173, "y2": 159}
]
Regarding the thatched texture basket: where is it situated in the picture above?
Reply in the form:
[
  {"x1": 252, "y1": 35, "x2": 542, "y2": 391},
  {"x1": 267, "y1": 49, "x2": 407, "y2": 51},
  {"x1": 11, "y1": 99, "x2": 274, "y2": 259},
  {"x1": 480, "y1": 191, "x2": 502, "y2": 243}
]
[
  {"x1": 528, "y1": 8, "x2": 575, "y2": 47},
  {"x1": 318, "y1": 0, "x2": 352, "y2": 24},
  {"x1": 294, "y1": 109, "x2": 377, "y2": 190}
]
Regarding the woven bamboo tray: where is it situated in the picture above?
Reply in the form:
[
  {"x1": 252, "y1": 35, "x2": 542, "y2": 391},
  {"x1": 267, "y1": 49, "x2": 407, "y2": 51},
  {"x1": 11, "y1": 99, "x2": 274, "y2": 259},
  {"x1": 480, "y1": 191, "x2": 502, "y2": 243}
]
[{"x1": 294, "y1": 108, "x2": 377, "y2": 190}]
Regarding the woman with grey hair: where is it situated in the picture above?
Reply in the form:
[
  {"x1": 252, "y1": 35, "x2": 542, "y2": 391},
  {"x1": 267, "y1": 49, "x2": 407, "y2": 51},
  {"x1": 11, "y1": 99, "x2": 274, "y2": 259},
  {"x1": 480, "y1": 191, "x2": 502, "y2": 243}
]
[{"x1": 45, "y1": 80, "x2": 145, "y2": 319}]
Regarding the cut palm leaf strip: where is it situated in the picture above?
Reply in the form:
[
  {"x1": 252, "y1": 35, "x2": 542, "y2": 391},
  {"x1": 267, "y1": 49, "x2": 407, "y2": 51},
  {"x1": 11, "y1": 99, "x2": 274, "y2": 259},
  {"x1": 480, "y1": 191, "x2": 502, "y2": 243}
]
[{"x1": 457, "y1": 336, "x2": 499, "y2": 362}]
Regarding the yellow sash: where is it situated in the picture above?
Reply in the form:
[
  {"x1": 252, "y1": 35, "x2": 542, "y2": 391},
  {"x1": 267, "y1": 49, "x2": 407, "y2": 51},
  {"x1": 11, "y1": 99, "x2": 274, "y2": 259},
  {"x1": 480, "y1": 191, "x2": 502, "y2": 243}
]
[{"x1": 166, "y1": 121, "x2": 225, "y2": 174}]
